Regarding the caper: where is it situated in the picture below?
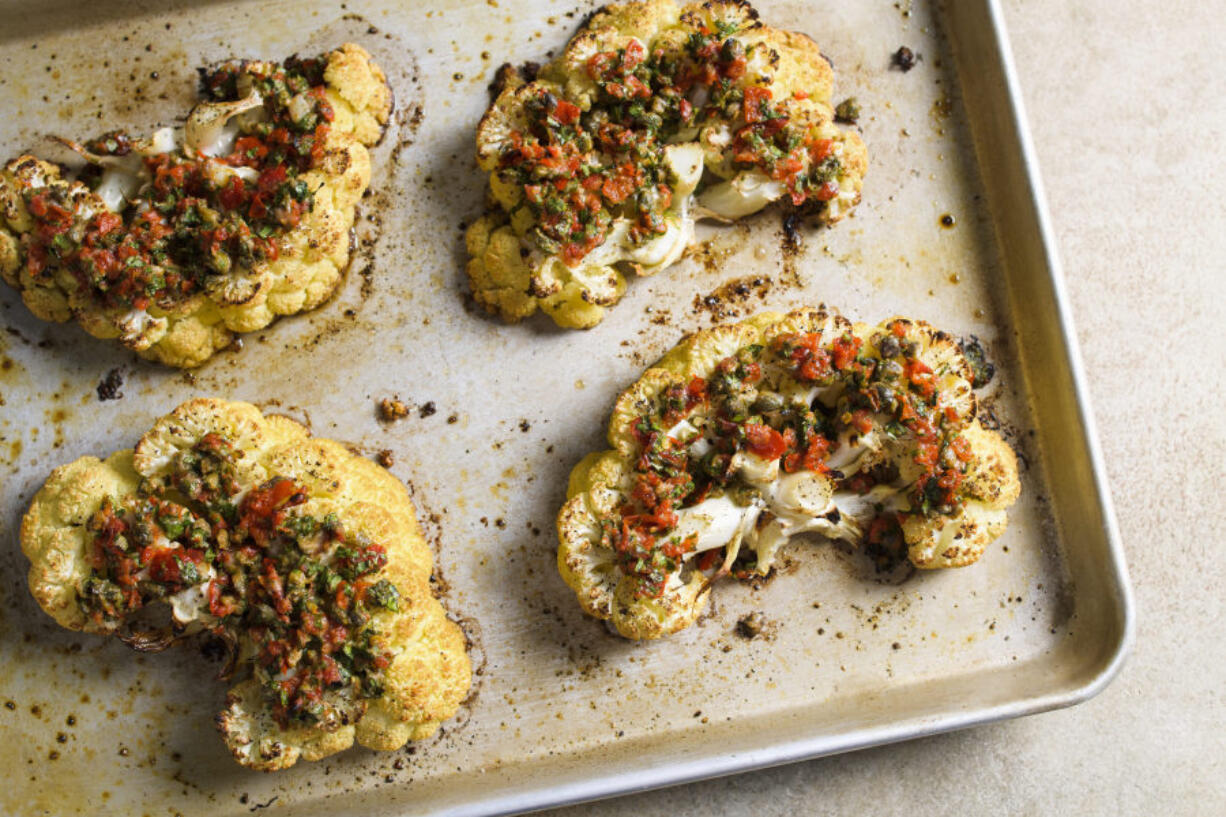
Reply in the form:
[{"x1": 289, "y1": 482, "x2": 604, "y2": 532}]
[
  {"x1": 751, "y1": 392, "x2": 784, "y2": 413},
  {"x1": 877, "y1": 335, "x2": 901, "y2": 358},
  {"x1": 720, "y1": 38, "x2": 745, "y2": 63},
  {"x1": 254, "y1": 603, "x2": 279, "y2": 625},
  {"x1": 880, "y1": 359, "x2": 904, "y2": 380},
  {"x1": 701, "y1": 450, "x2": 724, "y2": 477},
  {"x1": 728, "y1": 482, "x2": 760, "y2": 506},
  {"x1": 209, "y1": 249, "x2": 232, "y2": 275}
]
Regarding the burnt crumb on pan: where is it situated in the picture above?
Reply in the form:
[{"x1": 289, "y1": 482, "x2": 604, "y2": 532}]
[
  {"x1": 96, "y1": 368, "x2": 124, "y2": 401},
  {"x1": 834, "y1": 97, "x2": 860, "y2": 124},
  {"x1": 378, "y1": 396, "x2": 410, "y2": 422},
  {"x1": 892, "y1": 46, "x2": 918, "y2": 71},
  {"x1": 358, "y1": 263, "x2": 375, "y2": 299},
  {"x1": 390, "y1": 103, "x2": 425, "y2": 166},
  {"x1": 376, "y1": 449, "x2": 395, "y2": 468},
  {"x1": 519, "y1": 420, "x2": 531, "y2": 432},
  {"x1": 735, "y1": 611, "x2": 766, "y2": 639},
  {"x1": 782, "y1": 211, "x2": 803, "y2": 250},
  {"x1": 419, "y1": 401, "x2": 437, "y2": 418},
  {"x1": 931, "y1": 94, "x2": 953, "y2": 132},
  {"x1": 693, "y1": 275, "x2": 772, "y2": 321}
]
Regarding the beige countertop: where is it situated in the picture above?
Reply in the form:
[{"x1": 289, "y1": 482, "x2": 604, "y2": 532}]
[{"x1": 546, "y1": 0, "x2": 1226, "y2": 814}]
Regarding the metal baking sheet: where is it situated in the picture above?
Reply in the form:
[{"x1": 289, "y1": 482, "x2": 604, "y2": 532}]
[{"x1": 0, "y1": 0, "x2": 1133, "y2": 814}]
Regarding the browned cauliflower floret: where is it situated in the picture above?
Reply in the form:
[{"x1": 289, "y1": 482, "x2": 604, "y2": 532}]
[
  {"x1": 0, "y1": 43, "x2": 391, "y2": 367},
  {"x1": 468, "y1": 0, "x2": 868, "y2": 328},
  {"x1": 21, "y1": 399, "x2": 471, "y2": 770},
  {"x1": 557, "y1": 307, "x2": 1019, "y2": 639}
]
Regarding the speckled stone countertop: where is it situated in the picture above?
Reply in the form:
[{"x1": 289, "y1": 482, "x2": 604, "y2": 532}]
[{"x1": 544, "y1": 1, "x2": 1226, "y2": 814}]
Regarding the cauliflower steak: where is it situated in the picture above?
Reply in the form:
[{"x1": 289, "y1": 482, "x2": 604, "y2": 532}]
[
  {"x1": 20, "y1": 399, "x2": 471, "y2": 770},
  {"x1": 468, "y1": 0, "x2": 867, "y2": 328},
  {"x1": 0, "y1": 44, "x2": 391, "y2": 367},
  {"x1": 557, "y1": 307, "x2": 1019, "y2": 639}
]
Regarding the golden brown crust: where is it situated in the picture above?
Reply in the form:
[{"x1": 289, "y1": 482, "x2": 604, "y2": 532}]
[
  {"x1": 0, "y1": 44, "x2": 392, "y2": 368},
  {"x1": 20, "y1": 398, "x2": 471, "y2": 770}
]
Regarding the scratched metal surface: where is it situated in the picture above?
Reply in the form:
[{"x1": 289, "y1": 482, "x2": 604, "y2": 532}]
[{"x1": 0, "y1": 1, "x2": 1127, "y2": 815}]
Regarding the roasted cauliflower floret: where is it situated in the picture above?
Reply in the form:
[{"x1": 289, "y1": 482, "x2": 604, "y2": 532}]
[
  {"x1": 557, "y1": 306, "x2": 1019, "y2": 639},
  {"x1": 468, "y1": 0, "x2": 867, "y2": 328},
  {"x1": 21, "y1": 399, "x2": 471, "y2": 770},
  {"x1": 0, "y1": 43, "x2": 391, "y2": 367}
]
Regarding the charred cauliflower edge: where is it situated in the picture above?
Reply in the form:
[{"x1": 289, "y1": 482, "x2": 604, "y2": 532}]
[
  {"x1": 467, "y1": 0, "x2": 868, "y2": 329},
  {"x1": 557, "y1": 307, "x2": 1020, "y2": 639},
  {"x1": 0, "y1": 43, "x2": 391, "y2": 368},
  {"x1": 20, "y1": 399, "x2": 471, "y2": 771}
]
